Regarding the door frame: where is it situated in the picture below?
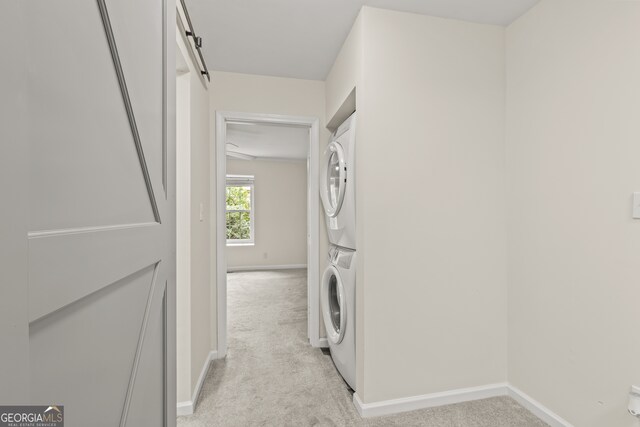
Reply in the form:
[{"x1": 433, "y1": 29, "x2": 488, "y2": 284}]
[{"x1": 215, "y1": 111, "x2": 321, "y2": 357}]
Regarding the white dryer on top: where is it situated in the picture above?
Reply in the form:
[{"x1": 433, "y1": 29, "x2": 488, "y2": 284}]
[{"x1": 321, "y1": 112, "x2": 356, "y2": 250}]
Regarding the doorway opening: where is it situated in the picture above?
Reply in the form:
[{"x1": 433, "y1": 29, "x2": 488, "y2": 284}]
[{"x1": 215, "y1": 112, "x2": 321, "y2": 357}]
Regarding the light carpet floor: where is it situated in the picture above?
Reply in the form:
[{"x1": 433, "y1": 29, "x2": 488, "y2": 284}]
[{"x1": 177, "y1": 269, "x2": 548, "y2": 427}]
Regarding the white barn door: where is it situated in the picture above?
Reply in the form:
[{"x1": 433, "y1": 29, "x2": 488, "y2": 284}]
[{"x1": 5, "y1": 1, "x2": 177, "y2": 425}]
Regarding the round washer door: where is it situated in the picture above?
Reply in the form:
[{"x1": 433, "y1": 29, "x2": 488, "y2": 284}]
[
  {"x1": 320, "y1": 141, "x2": 347, "y2": 218},
  {"x1": 321, "y1": 265, "x2": 347, "y2": 344}
]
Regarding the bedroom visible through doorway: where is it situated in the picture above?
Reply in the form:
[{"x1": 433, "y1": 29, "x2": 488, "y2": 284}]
[{"x1": 215, "y1": 112, "x2": 321, "y2": 357}]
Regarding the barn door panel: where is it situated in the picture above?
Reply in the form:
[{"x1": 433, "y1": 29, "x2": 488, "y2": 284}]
[{"x1": 24, "y1": 0, "x2": 173, "y2": 425}]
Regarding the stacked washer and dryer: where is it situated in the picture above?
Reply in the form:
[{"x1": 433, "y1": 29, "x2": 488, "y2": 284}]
[{"x1": 319, "y1": 112, "x2": 356, "y2": 390}]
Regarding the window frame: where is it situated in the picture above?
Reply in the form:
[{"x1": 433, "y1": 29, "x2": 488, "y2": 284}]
[{"x1": 225, "y1": 175, "x2": 255, "y2": 246}]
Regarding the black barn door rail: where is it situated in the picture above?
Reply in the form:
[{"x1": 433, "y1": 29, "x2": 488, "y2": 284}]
[{"x1": 178, "y1": 0, "x2": 210, "y2": 81}]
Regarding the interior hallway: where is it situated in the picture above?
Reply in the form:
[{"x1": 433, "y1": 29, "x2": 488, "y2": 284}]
[{"x1": 177, "y1": 269, "x2": 547, "y2": 426}]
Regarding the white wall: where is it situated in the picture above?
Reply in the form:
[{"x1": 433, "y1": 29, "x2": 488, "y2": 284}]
[
  {"x1": 325, "y1": 12, "x2": 363, "y2": 127},
  {"x1": 188, "y1": 54, "x2": 212, "y2": 403},
  {"x1": 226, "y1": 159, "x2": 307, "y2": 268},
  {"x1": 176, "y1": 29, "x2": 212, "y2": 405},
  {"x1": 209, "y1": 71, "x2": 330, "y2": 348},
  {"x1": 327, "y1": 7, "x2": 508, "y2": 403},
  {"x1": 176, "y1": 69, "x2": 191, "y2": 404},
  {"x1": 506, "y1": 1, "x2": 640, "y2": 426}
]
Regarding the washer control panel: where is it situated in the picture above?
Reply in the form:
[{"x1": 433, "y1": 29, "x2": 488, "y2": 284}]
[{"x1": 335, "y1": 250, "x2": 353, "y2": 269}]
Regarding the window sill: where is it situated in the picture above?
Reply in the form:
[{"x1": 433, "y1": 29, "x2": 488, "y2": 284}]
[{"x1": 226, "y1": 242, "x2": 255, "y2": 247}]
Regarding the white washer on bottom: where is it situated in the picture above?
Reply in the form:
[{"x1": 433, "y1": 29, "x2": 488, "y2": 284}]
[{"x1": 321, "y1": 245, "x2": 356, "y2": 389}]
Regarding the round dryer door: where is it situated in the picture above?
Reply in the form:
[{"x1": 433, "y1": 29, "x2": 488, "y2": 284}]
[
  {"x1": 320, "y1": 141, "x2": 346, "y2": 218},
  {"x1": 321, "y1": 265, "x2": 347, "y2": 344}
]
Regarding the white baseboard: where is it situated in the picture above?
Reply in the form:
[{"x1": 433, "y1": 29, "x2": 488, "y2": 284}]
[
  {"x1": 353, "y1": 383, "x2": 508, "y2": 418},
  {"x1": 177, "y1": 350, "x2": 218, "y2": 416},
  {"x1": 508, "y1": 385, "x2": 573, "y2": 427},
  {"x1": 227, "y1": 264, "x2": 307, "y2": 272},
  {"x1": 353, "y1": 383, "x2": 573, "y2": 426},
  {"x1": 176, "y1": 401, "x2": 193, "y2": 417}
]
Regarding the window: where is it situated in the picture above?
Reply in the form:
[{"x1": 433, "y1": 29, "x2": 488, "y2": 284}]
[{"x1": 226, "y1": 175, "x2": 254, "y2": 245}]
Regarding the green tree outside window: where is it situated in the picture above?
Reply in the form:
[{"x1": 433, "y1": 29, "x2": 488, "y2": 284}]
[{"x1": 226, "y1": 185, "x2": 252, "y2": 241}]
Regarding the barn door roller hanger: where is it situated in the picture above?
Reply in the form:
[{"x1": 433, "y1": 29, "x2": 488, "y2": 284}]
[{"x1": 178, "y1": 0, "x2": 210, "y2": 81}]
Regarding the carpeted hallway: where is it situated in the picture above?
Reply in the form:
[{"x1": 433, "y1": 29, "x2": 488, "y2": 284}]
[{"x1": 177, "y1": 269, "x2": 548, "y2": 427}]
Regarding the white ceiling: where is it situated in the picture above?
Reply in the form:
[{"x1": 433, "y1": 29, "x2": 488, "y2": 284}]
[
  {"x1": 184, "y1": 0, "x2": 539, "y2": 80},
  {"x1": 226, "y1": 122, "x2": 309, "y2": 160}
]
